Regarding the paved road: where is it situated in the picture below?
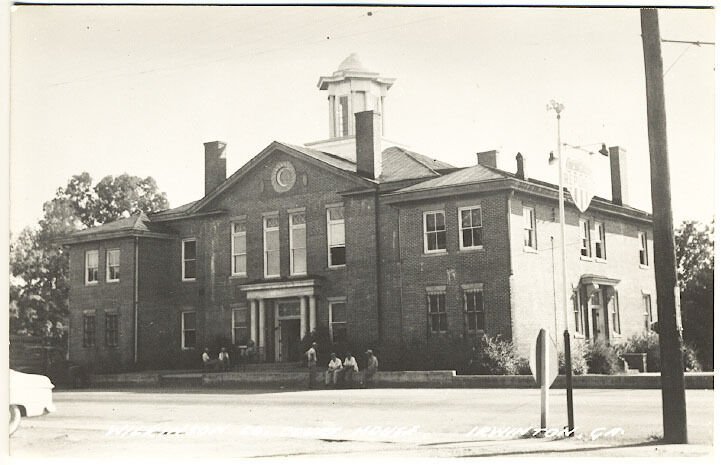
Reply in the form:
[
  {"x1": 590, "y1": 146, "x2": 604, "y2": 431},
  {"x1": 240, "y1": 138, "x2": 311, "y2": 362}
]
[{"x1": 9, "y1": 388, "x2": 714, "y2": 459}]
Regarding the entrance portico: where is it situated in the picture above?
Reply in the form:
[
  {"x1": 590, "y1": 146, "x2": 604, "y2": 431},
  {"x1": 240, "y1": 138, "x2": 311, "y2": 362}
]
[
  {"x1": 240, "y1": 279, "x2": 320, "y2": 362},
  {"x1": 578, "y1": 274, "x2": 621, "y2": 343}
]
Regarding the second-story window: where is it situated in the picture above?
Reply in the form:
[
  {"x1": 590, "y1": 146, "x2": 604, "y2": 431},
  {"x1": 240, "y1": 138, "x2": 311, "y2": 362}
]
[
  {"x1": 182, "y1": 239, "x2": 197, "y2": 281},
  {"x1": 290, "y1": 212, "x2": 307, "y2": 275},
  {"x1": 594, "y1": 222, "x2": 606, "y2": 260},
  {"x1": 106, "y1": 249, "x2": 120, "y2": 282},
  {"x1": 639, "y1": 231, "x2": 649, "y2": 266},
  {"x1": 523, "y1": 206, "x2": 537, "y2": 249},
  {"x1": 85, "y1": 250, "x2": 98, "y2": 285},
  {"x1": 327, "y1": 206, "x2": 346, "y2": 267},
  {"x1": 459, "y1": 206, "x2": 483, "y2": 249},
  {"x1": 231, "y1": 221, "x2": 247, "y2": 276},
  {"x1": 424, "y1": 210, "x2": 447, "y2": 253},
  {"x1": 580, "y1": 219, "x2": 591, "y2": 258},
  {"x1": 264, "y1": 215, "x2": 280, "y2": 277}
]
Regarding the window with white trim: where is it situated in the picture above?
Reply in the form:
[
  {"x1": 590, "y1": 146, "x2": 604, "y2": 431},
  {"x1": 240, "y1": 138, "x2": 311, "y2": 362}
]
[
  {"x1": 338, "y1": 96, "x2": 349, "y2": 136},
  {"x1": 182, "y1": 239, "x2": 197, "y2": 281},
  {"x1": 232, "y1": 305, "x2": 249, "y2": 345},
  {"x1": 327, "y1": 206, "x2": 346, "y2": 267},
  {"x1": 459, "y1": 206, "x2": 483, "y2": 249},
  {"x1": 639, "y1": 231, "x2": 649, "y2": 266},
  {"x1": 105, "y1": 312, "x2": 119, "y2": 347},
  {"x1": 82, "y1": 312, "x2": 96, "y2": 348},
  {"x1": 264, "y1": 216, "x2": 280, "y2": 277},
  {"x1": 106, "y1": 249, "x2": 120, "y2": 282},
  {"x1": 424, "y1": 211, "x2": 447, "y2": 253},
  {"x1": 572, "y1": 289, "x2": 585, "y2": 336},
  {"x1": 181, "y1": 311, "x2": 196, "y2": 349},
  {"x1": 523, "y1": 206, "x2": 537, "y2": 249},
  {"x1": 642, "y1": 294, "x2": 652, "y2": 331},
  {"x1": 85, "y1": 250, "x2": 98, "y2": 285},
  {"x1": 290, "y1": 213, "x2": 307, "y2": 275},
  {"x1": 594, "y1": 221, "x2": 606, "y2": 260},
  {"x1": 464, "y1": 289, "x2": 484, "y2": 333},
  {"x1": 579, "y1": 219, "x2": 591, "y2": 258},
  {"x1": 231, "y1": 221, "x2": 247, "y2": 276},
  {"x1": 329, "y1": 300, "x2": 347, "y2": 344},
  {"x1": 427, "y1": 291, "x2": 447, "y2": 333}
]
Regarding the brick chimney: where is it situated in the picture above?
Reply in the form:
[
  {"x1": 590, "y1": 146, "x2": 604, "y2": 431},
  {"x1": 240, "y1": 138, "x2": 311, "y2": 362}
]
[
  {"x1": 204, "y1": 141, "x2": 227, "y2": 195},
  {"x1": 355, "y1": 110, "x2": 382, "y2": 179},
  {"x1": 477, "y1": 150, "x2": 498, "y2": 168},
  {"x1": 609, "y1": 146, "x2": 628, "y2": 206},
  {"x1": 515, "y1": 152, "x2": 526, "y2": 180}
]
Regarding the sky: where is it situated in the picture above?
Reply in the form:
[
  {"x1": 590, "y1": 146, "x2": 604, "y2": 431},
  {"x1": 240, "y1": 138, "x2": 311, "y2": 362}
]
[{"x1": 9, "y1": 5, "x2": 716, "y2": 236}]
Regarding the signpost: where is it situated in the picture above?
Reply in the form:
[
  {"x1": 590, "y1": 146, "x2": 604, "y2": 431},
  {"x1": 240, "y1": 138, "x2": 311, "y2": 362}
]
[{"x1": 529, "y1": 329, "x2": 558, "y2": 431}]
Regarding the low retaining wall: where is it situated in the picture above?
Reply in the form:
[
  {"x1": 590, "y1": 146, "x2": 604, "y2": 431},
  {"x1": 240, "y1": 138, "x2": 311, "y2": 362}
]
[{"x1": 90, "y1": 371, "x2": 713, "y2": 390}]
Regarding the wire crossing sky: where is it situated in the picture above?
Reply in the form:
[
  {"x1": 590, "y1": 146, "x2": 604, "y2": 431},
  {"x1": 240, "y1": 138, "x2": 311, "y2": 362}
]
[{"x1": 9, "y1": 6, "x2": 715, "y2": 235}]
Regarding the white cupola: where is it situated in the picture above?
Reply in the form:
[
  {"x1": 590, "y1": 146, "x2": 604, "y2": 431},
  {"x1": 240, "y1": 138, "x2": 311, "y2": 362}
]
[{"x1": 317, "y1": 53, "x2": 395, "y2": 138}]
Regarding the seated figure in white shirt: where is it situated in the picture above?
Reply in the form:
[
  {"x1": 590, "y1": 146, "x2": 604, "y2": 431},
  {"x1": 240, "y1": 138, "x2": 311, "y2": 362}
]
[
  {"x1": 325, "y1": 353, "x2": 343, "y2": 386},
  {"x1": 339, "y1": 352, "x2": 359, "y2": 386}
]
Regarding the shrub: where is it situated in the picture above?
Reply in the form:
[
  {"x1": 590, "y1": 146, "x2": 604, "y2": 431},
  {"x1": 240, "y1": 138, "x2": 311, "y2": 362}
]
[
  {"x1": 472, "y1": 333, "x2": 523, "y2": 375},
  {"x1": 558, "y1": 339, "x2": 589, "y2": 375},
  {"x1": 622, "y1": 332, "x2": 701, "y2": 372},
  {"x1": 516, "y1": 357, "x2": 532, "y2": 375},
  {"x1": 585, "y1": 340, "x2": 623, "y2": 374},
  {"x1": 682, "y1": 343, "x2": 702, "y2": 372}
]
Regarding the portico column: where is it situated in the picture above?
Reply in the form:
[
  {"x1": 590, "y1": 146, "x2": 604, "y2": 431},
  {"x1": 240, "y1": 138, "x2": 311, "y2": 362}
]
[
  {"x1": 258, "y1": 299, "x2": 266, "y2": 361},
  {"x1": 300, "y1": 296, "x2": 308, "y2": 340},
  {"x1": 309, "y1": 295, "x2": 317, "y2": 332},
  {"x1": 250, "y1": 299, "x2": 258, "y2": 344}
]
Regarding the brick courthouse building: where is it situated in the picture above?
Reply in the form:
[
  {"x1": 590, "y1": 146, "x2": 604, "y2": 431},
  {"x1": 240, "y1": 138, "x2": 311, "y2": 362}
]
[{"x1": 63, "y1": 55, "x2": 657, "y2": 372}]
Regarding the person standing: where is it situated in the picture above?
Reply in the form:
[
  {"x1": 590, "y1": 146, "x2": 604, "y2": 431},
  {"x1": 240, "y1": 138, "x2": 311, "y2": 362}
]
[
  {"x1": 305, "y1": 342, "x2": 318, "y2": 389},
  {"x1": 361, "y1": 350, "x2": 378, "y2": 388},
  {"x1": 218, "y1": 347, "x2": 230, "y2": 371}
]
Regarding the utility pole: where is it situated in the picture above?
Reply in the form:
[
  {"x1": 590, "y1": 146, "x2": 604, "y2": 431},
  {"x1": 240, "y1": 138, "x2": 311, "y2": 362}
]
[{"x1": 640, "y1": 8, "x2": 688, "y2": 444}]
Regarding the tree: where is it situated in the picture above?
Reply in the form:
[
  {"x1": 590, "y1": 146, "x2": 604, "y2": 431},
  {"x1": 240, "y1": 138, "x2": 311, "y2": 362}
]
[
  {"x1": 9, "y1": 173, "x2": 169, "y2": 340},
  {"x1": 675, "y1": 220, "x2": 714, "y2": 370}
]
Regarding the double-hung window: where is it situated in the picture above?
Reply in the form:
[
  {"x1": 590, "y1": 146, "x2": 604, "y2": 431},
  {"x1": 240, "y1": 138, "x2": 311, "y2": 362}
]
[
  {"x1": 85, "y1": 250, "x2": 98, "y2": 285},
  {"x1": 580, "y1": 219, "x2": 592, "y2": 258},
  {"x1": 463, "y1": 286, "x2": 484, "y2": 333},
  {"x1": 181, "y1": 311, "x2": 196, "y2": 349},
  {"x1": 182, "y1": 239, "x2": 197, "y2": 281},
  {"x1": 594, "y1": 222, "x2": 606, "y2": 260},
  {"x1": 427, "y1": 289, "x2": 447, "y2": 333},
  {"x1": 523, "y1": 206, "x2": 537, "y2": 250},
  {"x1": 290, "y1": 212, "x2": 307, "y2": 275},
  {"x1": 572, "y1": 289, "x2": 585, "y2": 336},
  {"x1": 424, "y1": 211, "x2": 447, "y2": 253},
  {"x1": 458, "y1": 206, "x2": 482, "y2": 249},
  {"x1": 642, "y1": 294, "x2": 653, "y2": 331},
  {"x1": 231, "y1": 305, "x2": 249, "y2": 345},
  {"x1": 264, "y1": 215, "x2": 280, "y2": 277},
  {"x1": 106, "y1": 249, "x2": 120, "y2": 282},
  {"x1": 327, "y1": 206, "x2": 346, "y2": 267},
  {"x1": 82, "y1": 312, "x2": 96, "y2": 348},
  {"x1": 610, "y1": 291, "x2": 621, "y2": 335},
  {"x1": 231, "y1": 221, "x2": 247, "y2": 276},
  {"x1": 329, "y1": 299, "x2": 348, "y2": 344},
  {"x1": 105, "y1": 312, "x2": 119, "y2": 347},
  {"x1": 639, "y1": 231, "x2": 649, "y2": 266}
]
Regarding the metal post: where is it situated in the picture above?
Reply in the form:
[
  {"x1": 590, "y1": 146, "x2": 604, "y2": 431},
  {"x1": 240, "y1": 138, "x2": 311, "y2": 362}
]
[
  {"x1": 640, "y1": 8, "x2": 688, "y2": 444},
  {"x1": 548, "y1": 100, "x2": 575, "y2": 436}
]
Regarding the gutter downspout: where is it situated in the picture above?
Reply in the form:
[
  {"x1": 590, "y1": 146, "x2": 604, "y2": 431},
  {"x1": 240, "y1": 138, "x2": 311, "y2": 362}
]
[
  {"x1": 374, "y1": 189, "x2": 383, "y2": 343},
  {"x1": 133, "y1": 236, "x2": 139, "y2": 364},
  {"x1": 395, "y1": 206, "x2": 404, "y2": 349}
]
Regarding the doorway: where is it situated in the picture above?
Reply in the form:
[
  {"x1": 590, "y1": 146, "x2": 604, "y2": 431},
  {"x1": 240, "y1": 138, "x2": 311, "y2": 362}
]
[
  {"x1": 279, "y1": 319, "x2": 301, "y2": 362},
  {"x1": 589, "y1": 290, "x2": 608, "y2": 342}
]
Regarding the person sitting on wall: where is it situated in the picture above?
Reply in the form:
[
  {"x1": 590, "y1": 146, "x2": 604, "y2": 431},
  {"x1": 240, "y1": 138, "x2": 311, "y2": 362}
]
[
  {"x1": 246, "y1": 339, "x2": 256, "y2": 364},
  {"x1": 361, "y1": 350, "x2": 378, "y2": 388},
  {"x1": 218, "y1": 347, "x2": 230, "y2": 372},
  {"x1": 202, "y1": 348, "x2": 220, "y2": 372},
  {"x1": 325, "y1": 353, "x2": 343, "y2": 387},
  {"x1": 339, "y1": 352, "x2": 359, "y2": 387}
]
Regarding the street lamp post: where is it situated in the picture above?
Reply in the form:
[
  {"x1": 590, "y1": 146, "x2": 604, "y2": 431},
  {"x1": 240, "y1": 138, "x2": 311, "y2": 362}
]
[{"x1": 547, "y1": 99, "x2": 575, "y2": 436}]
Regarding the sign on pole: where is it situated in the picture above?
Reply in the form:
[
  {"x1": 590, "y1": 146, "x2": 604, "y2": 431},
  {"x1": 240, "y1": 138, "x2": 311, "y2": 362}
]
[
  {"x1": 529, "y1": 329, "x2": 559, "y2": 430},
  {"x1": 563, "y1": 151, "x2": 594, "y2": 213}
]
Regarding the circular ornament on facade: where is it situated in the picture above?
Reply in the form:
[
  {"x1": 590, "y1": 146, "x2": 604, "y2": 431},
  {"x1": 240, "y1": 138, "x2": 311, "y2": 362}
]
[{"x1": 271, "y1": 161, "x2": 297, "y2": 193}]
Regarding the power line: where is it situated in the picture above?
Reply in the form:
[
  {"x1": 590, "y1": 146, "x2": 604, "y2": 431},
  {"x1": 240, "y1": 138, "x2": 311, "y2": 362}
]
[{"x1": 661, "y1": 39, "x2": 715, "y2": 46}]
